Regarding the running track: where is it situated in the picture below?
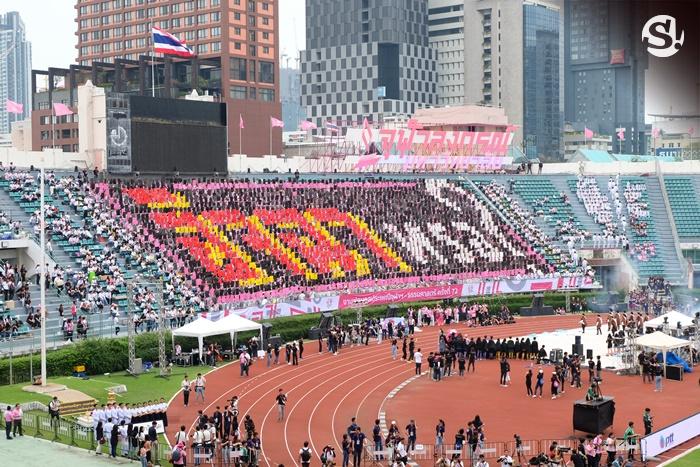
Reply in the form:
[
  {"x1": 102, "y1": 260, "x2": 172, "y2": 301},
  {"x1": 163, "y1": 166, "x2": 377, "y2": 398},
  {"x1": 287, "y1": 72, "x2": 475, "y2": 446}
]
[{"x1": 165, "y1": 315, "x2": 625, "y2": 465}]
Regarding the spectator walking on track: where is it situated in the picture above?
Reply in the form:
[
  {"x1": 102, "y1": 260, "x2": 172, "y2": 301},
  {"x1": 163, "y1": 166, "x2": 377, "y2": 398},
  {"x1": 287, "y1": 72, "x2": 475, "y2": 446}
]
[
  {"x1": 194, "y1": 373, "x2": 206, "y2": 403},
  {"x1": 4, "y1": 405, "x2": 13, "y2": 439},
  {"x1": 276, "y1": 388, "x2": 287, "y2": 421},
  {"x1": 182, "y1": 374, "x2": 192, "y2": 407},
  {"x1": 299, "y1": 441, "x2": 313, "y2": 467},
  {"x1": 11, "y1": 403, "x2": 23, "y2": 436},
  {"x1": 414, "y1": 348, "x2": 423, "y2": 375}
]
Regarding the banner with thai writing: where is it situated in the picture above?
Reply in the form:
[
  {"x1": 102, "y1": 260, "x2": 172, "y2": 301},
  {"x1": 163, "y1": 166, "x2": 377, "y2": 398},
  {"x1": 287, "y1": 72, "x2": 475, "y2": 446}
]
[
  {"x1": 460, "y1": 276, "x2": 595, "y2": 297},
  {"x1": 203, "y1": 295, "x2": 340, "y2": 321},
  {"x1": 338, "y1": 284, "x2": 464, "y2": 309}
]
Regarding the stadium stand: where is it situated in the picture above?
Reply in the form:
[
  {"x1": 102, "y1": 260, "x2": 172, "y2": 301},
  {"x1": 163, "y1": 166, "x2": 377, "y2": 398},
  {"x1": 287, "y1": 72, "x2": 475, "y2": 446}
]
[{"x1": 664, "y1": 177, "x2": 700, "y2": 239}]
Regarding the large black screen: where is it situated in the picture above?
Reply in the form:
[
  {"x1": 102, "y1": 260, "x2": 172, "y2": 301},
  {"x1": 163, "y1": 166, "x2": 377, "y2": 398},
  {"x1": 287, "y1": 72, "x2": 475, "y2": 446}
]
[{"x1": 129, "y1": 96, "x2": 227, "y2": 174}]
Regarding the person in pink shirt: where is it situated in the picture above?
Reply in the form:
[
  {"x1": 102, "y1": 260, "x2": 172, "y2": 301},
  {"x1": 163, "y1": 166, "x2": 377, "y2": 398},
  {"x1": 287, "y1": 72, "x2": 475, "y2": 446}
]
[
  {"x1": 11, "y1": 403, "x2": 23, "y2": 436},
  {"x1": 4, "y1": 405, "x2": 13, "y2": 439}
]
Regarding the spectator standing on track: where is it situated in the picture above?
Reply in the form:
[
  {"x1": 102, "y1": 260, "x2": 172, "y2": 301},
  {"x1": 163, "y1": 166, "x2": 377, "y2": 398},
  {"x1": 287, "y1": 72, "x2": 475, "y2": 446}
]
[
  {"x1": 240, "y1": 349, "x2": 251, "y2": 376},
  {"x1": 194, "y1": 373, "x2": 206, "y2": 403},
  {"x1": 623, "y1": 422, "x2": 638, "y2": 460},
  {"x1": 525, "y1": 369, "x2": 533, "y2": 397},
  {"x1": 535, "y1": 369, "x2": 544, "y2": 397},
  {"x1": 298, "y1": 339, "x2": 304, "y2": 359},
  {"x1": 643, "y1": 408, "x2": 653, "y2": 435},
  {"x1": 406, "y1": 419, "x2": 417, "y2": 452},
  {"x1": 292, "y1": 342, "x2": 299, "y2": 365},
  {"x1": 605, "y1": 433, "x2": 617, "y2": 467},
  {"x1": 299, "y1": 441, "x2": 313, "y2": 467},
  {"x1": 267, "y1": 344, "x2": 273, "y2": 367},
  {"x1": 391, "y1": 337, "x2": 398, "y2": 360},
  {"x1": 351, "y1": 427, "x2": 366, "y2": 467},
  {"x1": 596, "y1": 315, "x2": 603, "y2": 335},
  {"x1": 408, "y1": 338, "x2": 415, "y2": 362},
  {"x1": 182, "y1": 374, "x2": 192, "y2": 407},
  {"x1": 276, "y1": 388, "x2": 287, "y2": 421},
  {"x1": 372, "y1": 419, "x2": 383, "y2": 460},
  {"x1": 580, "y1": 314, "x2": 587, "y2": 334},
  {"x1": 499, "y1": 357, "x2": 510, "y2": 387},
  {"x1": 342, "y1": 434, "x2": 351, "y2": 467},
  {"x1": 435, "y1": 419, "x2": 446, "y2": 453},
  {"x1": 49, "y1": 396, "x2": 61, "y2": 427},
  {"x1": 414, "y1": 348, "x2": 423, "y2": 375}
]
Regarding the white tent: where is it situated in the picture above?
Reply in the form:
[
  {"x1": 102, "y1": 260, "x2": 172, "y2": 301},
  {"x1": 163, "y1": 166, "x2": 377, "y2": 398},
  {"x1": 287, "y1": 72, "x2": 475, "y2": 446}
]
[
  {"x1": 645, "y1": 311, "x2": 695, "y2": 329},
  {"x1": 171, "y1": 317, "x2": 222, "y2": 359},
  {"x1": 214, "y1": 314, "x2": 264, "y2": 355},
  {"x1": 172, "y1": 314, "x2": 265, "y2": 360},
  {"x1": 635, "y1": 331, "x2": 693, "y2": 376}
]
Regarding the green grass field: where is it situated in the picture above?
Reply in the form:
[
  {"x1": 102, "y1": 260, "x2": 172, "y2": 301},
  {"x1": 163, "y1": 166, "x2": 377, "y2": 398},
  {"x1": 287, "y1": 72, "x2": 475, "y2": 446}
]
[
  {"x1": 0, "y1": 364, "x2": 216, "y2": 406},
  {"x1": 668, "y1": 447, "x2": 700, "y2": 467}
]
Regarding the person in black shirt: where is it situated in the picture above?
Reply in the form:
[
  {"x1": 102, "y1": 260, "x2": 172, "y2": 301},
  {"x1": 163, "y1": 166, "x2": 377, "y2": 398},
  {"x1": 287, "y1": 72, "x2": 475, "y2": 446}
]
[
  {"x1": 468, "y1": 349, "x2": 476, "y2": 373},
  {"x1": 406, "y1": 420, "x2": 417, "y2": 452},
  {"x1": 525, "y1": 368, "x2": 533, "y2": 397},
  {"x1": 276, "y1": 389, "x2": 287, "y2": 421},
  {"x1": 372, "y1": 419, "x2": 383, "y2": 460},
  {"x1": 500, "y1": 357, "x2": 510, "y2": 386},
  {"x1": 408, "y1": 338, "x2": 415, "y2": 362}
]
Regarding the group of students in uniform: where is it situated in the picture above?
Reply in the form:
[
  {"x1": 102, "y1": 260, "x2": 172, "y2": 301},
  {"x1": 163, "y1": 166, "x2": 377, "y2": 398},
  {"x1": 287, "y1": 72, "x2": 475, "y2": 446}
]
[{"x1": 92, "y1": 399, "x2": 169, "y2": 429}]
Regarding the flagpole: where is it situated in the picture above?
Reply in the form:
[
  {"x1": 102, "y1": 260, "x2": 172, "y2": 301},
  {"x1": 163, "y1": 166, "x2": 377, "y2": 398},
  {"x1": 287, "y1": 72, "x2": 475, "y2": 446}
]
[
  {"x1": 150, "y1": 23, "x2": 156, "y2": 98},
  {"x1": 269, "y1": 120, "x2": 272, "y2": 155},
  {"x1": 41, "y1": 107, "x2": 50, "y2": 387},
  {"x1": 239, "y1": 114, "x2": 242, "y2": 173}
]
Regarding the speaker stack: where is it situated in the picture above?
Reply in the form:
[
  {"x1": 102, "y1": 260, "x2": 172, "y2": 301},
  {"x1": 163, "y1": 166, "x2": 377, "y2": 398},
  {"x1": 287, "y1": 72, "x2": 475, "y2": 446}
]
[{"x1": 572, "y1": 335, "x2": 584, "y2": 356}]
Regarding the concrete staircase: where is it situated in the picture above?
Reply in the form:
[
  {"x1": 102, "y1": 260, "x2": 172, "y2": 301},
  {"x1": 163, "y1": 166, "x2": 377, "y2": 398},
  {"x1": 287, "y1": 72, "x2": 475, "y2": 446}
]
[{"x1": 640, "y1": 177, "x2": 685, "y2": 284}]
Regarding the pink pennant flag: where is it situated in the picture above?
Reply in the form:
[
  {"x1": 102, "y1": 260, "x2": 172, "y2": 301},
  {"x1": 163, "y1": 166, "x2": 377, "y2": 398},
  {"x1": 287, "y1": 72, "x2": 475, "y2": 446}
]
[
  {"x1": 239, "y1": 114, "x2": 245, "y2": 129},
  {"x1": 652, "y1": 128, "x2": 660, "y2": 138},
  {"x1": 300, "y1": 120, "x2": 317, "y2": 131},
  {"x1": 5, "y1": 99, "x2": 23, "y2": 114},
  {"x1": 584, "y1": 127, "x2": 593, "y2": 139},
  {"x1": 362, "y1": 117, "x2": 369, "y2": 129},
  {"x1": 354, "y1": 154, "x2": 380, "y2": 170},
  {"x1": 53, "y1": 102, "x2": 74, "y2": 117},
  {"x1": 270, "y1": 117, "x2": 284, "y2": 128},
  {"x1": 616, "y1": 128, "x2": 625, "y2": 140}
]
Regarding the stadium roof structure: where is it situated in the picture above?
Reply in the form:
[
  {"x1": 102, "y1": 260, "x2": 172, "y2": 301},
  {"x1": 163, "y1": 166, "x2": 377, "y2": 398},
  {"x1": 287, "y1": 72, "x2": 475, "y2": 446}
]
[{"x1": 574, "y1": 149, "x2": 678, "y2": 163}]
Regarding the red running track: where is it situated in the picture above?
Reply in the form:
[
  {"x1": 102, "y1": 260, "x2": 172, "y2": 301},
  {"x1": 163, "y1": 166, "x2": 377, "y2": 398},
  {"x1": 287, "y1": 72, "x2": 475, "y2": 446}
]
[{"x1": 165, "y1": 315, "x2": 699, "y2": 467}]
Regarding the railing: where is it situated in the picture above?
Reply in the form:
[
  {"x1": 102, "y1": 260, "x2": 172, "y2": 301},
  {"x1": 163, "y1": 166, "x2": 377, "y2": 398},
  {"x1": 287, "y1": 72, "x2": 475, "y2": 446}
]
[{"x1": 0, "y1": 414, "x2": 646, "y2": 467}]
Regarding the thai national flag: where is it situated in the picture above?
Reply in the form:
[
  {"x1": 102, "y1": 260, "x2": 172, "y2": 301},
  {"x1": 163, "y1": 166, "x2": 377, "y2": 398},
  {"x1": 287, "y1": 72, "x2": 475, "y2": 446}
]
[
  {"x1": 152, "y1": 27, "x2": 195, "y2": 58},
  {"x1": 325, "y1": 121, "x2": 339, "y2": 133}
]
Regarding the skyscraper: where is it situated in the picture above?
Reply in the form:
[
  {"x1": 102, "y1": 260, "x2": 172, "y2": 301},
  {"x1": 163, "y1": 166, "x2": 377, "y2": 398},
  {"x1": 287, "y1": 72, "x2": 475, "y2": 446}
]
[
  {"x1": 0, "y1": 11, "x2": 31, "y2": 135},
  {"x1": 300, "y1": 0, "x2": 436, "y2": 130},
  {"x1": 564, "y1": 0, "x2": 648, "y2": 155},
  {"x1": 463, "y1": 0, "x2": 562, "y2": 160},
  {"x1": 428, "y1": 1, "x2": 465, "y2": 106},
  {"x1": 74, "y1": 0, "x2": 281, "y2": 156}
]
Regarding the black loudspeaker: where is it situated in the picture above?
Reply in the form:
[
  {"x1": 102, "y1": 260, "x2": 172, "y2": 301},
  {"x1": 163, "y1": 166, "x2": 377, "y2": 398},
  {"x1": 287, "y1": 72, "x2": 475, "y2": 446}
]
[
  {"x1": 550, "y1": 349, "x2": 563, "y2": 363},
  {"x1": 572, "y1": 344, "x2": 584, "y2": 356},
  {"x1": 586, "y1": 349, "x2": 594, "y2": 360},
  {"x1": 262, "y1": 323, "x2": 272, "y2": 345},
  {"x1": 665, "y1": 365, "x2": 684, "y2": 381},
  {"x1": 575, "y1": 336, "x2": 582, "y2": 345},
  {"x1": 532, "y1": 293, "x2": 544, "y2": 309},
  {"x1": 573, "y1": 398, "x2": 615, "y2": 434}
]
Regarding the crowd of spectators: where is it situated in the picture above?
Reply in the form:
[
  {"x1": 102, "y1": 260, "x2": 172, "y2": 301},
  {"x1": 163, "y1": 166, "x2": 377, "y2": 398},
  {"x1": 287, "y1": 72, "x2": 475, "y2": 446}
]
[{"x1": 105, "y1": 177, "x2": 576, "y2": 305}]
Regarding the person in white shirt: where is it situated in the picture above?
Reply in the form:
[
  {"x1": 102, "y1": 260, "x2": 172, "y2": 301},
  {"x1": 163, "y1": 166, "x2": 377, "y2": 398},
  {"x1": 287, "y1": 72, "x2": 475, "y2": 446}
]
[
  {"x1": 475, "y1": 454, "x2": 490, "y2": 467},
  {"x1": 414, "y1": 349, "x2": 423, "y2": 375},
  {"x1": 118, "y1": 421, "x2": 129, "y2": 456},
  {"x1": 497, "y1": 451, "x2": 514, "y2": 467},
  {"x1": 174, "y1": 425, "x2": 189, "y2": 445},
  {"x1": 395, "y1": 438, "x2": 408, "y2": 464},
  {"x1": 194, "y1": 373, "x2": 206, "y2": 403}
]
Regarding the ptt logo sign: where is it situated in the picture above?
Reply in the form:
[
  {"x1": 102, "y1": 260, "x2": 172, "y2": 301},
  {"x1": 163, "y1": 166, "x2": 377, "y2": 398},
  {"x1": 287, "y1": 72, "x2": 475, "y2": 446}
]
[
  {"x1": 659, "y1": 433, "x2": 674, "y2": 449},
  {"x1": 642, "y1": 15, "x2": 684, "y2": 58}
]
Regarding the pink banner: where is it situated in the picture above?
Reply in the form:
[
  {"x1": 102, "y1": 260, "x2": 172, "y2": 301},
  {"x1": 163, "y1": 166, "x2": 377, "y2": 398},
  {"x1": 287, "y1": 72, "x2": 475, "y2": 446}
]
[{"x1": 338, "y1": 284, "x2": 464, "y2": 309}]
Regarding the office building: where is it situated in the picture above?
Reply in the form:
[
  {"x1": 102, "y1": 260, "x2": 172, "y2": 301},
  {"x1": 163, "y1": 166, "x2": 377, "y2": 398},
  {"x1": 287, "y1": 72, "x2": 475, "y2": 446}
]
[
  {"x1": 74, "y1": 0, "x2": 280, "y2": 156},
  {"x1": 564, "y1": 0, "x2": 647, "y2": 155},
  {"x1": 563, "y1": 123, "x2": 613, "y2": 160},
  {"x1": 0, "y1": 11, "x2": 32, "y2": 135},
  {"x1": 300, "y1": 0, "x2": 437, "y2": 131},
  {"x1": 463, "y1": 0, "x2": 562, "y2": 160},
  {"x1": 281, "y1": 66, "x2": 304, "y2": 131},
  {"x1": 428, "y1": 1, "x2": 464, "y2": 106}
]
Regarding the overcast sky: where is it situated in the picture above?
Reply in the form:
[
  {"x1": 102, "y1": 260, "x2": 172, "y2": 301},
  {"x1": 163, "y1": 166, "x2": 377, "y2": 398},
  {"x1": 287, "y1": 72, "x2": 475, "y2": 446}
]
[{"x1": 0, "y1": 0, "x2": 305, "y2": 70}]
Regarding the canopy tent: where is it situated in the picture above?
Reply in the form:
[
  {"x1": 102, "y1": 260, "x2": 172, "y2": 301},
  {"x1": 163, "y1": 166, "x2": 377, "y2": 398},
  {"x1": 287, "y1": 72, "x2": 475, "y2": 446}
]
[
  {"x1": 214, "y1": 313, "x2": 264, "y2": 355},
  {"x1": 171, "y1": 314, "x2": 265, "y2": 360},
  {"x1": 645, "y1": 311, "x2": 695, "y2": 329},
  {"x1": 171, "y1": 317, "x2": 223, "y2": 359},
  {"x1": 635, "y1": 331, "x2": 694, "y2": 376}
]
